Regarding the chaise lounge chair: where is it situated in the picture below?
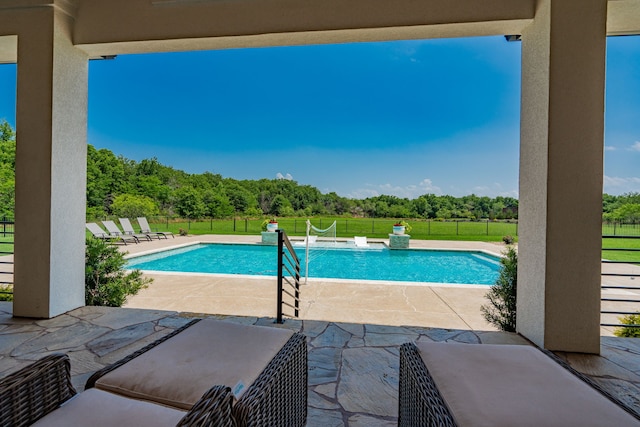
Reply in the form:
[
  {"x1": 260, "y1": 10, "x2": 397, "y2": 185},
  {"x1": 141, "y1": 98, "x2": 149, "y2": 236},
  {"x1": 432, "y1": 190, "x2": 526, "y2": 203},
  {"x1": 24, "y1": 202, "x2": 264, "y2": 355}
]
[
  {"x1": 137, "y1": 217, "x2": 174, "y2": 239},
  {"x1": 398, "y1": 341, "x2": 640, "y2": 427},
  {"x1": 119, "y1": 218, "x2": 155, "y2": 241},
  {"x1": 0, "y1": 353, "x2": 234, "y2": 427},
  {"x1": 85, "y1": 318, "x2": 307, "y2": 426},
  {"x1": 86, "y1": 222, "x2": 127, "y2": 245},
  {"x1": 1, "y1": 318, "x2": 307, "y2": 427},
  {"x1": 101, "y1": 220, "x2": 140, "y2": 244}
]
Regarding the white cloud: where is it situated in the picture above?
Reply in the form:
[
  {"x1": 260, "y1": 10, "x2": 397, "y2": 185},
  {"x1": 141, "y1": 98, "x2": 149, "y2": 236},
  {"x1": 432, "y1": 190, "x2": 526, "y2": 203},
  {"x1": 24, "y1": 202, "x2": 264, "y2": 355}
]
[
  {"x1": 469, "y1": 183, "x2": 518, "y2": 198},
  {"x1": 346, "y1": 188, "x2": 380, "y2": 199},
  {"x1": 347, "y1": 178, "x2": 442, "y2": 199},
  {"x1": 345, "y1": 179, "x2": 520, "y2": 199},
  {"x1": 604, "y1": 145, "x2": 617, "y2": 151},
  {"x1": 630, "y1": 141, "x2": 640, "y2": 152},
  {"x1": 276, "y1": 172, "x2": 293, "y2": 180},
  {"x1": 417, "y1": 179, "x2": 442, "y2": 195},
  {"x1": 604, "y1": 175, "x2": 640, "y2": 195}
]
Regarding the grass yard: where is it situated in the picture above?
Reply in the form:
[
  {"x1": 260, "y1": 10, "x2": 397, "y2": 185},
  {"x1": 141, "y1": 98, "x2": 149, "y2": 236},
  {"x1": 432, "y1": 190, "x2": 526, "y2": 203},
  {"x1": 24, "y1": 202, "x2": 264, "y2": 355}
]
[
  {"x1": 137, "y1": 217, "x2": 519, "y2": 242},
  {"x1": 0, "y1": 236, "x2": 13, "y2": 255},
  {"x1": 602, "y1": 237, "x2": 640, "y2": 263}
]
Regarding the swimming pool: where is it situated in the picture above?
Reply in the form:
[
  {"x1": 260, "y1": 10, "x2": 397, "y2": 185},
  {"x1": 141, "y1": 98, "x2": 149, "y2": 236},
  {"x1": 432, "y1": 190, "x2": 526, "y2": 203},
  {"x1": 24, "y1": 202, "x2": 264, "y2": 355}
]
[{"x1": 126, "y1": 243, "x2": 501, "y2": 285}]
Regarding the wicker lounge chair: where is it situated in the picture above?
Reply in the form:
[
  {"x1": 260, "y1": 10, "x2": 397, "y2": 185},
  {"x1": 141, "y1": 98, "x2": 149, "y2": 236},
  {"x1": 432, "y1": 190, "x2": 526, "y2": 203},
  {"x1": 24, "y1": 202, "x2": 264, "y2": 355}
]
[
  {"x1": 0, "y1": 353, "x2": 234, "y2": 427},
  {"x1": 137, "y1": 216, "x2": 174, "y2": 239},
  {"x1": 398, "y1": 341, "x2": 640, "y2": 427},
  {"x1": 119, "y1": 217, "x2": 155, "y2": 241},
  {"x1": 86, "y1": 318, "x2": 307, "y2": 427},
  {"x1": 101, "y1": 220, "x2": 141, "y2": 244}
]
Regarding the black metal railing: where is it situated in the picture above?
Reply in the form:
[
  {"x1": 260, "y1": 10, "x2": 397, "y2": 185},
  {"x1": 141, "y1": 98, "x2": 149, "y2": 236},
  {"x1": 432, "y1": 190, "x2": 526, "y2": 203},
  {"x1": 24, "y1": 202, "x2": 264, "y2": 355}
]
[
  {"x1": 601, "y1": 236, "x2": 640, "y2": 329},
  {"x1": 0, "y1": 217, "x2": 14, "y2": 296},
  {"x1": 276, "y1": 229, "x2": 301, "y2": 324}
]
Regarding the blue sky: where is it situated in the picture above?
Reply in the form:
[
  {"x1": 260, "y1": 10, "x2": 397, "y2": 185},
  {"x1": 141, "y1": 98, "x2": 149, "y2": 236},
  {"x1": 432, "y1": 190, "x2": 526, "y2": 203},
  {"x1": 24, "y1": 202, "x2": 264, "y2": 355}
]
[{"x1": 1, "y1": 35, "x2": 639, "y2": 199}]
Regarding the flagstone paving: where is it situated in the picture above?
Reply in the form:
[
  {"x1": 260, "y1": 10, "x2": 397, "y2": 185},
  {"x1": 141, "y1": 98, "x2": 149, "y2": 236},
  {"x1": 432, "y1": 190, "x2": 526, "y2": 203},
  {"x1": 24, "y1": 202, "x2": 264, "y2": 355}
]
[{"x1": 1, "y1": 302, "x2": 639, "y2": 425}]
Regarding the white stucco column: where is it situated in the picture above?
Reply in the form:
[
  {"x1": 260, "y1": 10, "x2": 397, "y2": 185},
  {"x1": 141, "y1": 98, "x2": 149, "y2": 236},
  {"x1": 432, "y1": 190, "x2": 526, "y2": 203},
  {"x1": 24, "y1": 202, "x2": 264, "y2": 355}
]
[
  {"x1": 518, "y1": 0, "x2": 607, "y2": 353},
  {"x1": 13, "y1": 9, "x2": 88, "y2": 318}
]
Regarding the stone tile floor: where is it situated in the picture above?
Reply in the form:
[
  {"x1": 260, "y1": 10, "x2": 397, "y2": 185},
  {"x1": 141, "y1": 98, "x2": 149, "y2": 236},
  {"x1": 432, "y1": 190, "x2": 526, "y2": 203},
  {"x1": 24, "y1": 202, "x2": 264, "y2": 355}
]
[{"x1": 1, "y1": 301, "x2": 639, "y2": 425}]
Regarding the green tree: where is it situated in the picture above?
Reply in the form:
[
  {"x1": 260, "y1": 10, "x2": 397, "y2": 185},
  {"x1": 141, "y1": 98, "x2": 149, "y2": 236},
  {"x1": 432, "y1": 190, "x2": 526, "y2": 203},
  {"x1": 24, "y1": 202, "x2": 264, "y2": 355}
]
[
  {"x1": 135, "y1": 175, "x2": 170, "y2": 204},
  {"x1": 86, "y1": 145, "x2": 132, "y2": 214},
  {"x1": 223, "y1": 181, "x2": 258, "y2": 213},
  {"x1": 269, "y1": 194, "x2": 293, "y2": 216},
  {"x1": 85, "y1": 237, "x2": 151, "y2": 307},
  {"x1": 174, "y1": 186, "x2": 206, "y2": 218},
  {"x1": 481, "y1": 246, "x2": 518, "y2": 332},
  {"x1": 110, "y1": 194, "x2": 159, "y2": 218},
  {"x1": 0, "y1": 120, "x2": 16, "y2": 218},
  {"x1": 202, "y1": 190, "x2": 234, "y2": 218},
  {"x1": 607, "y1": 203, "x2": 640, "y2": 223}
]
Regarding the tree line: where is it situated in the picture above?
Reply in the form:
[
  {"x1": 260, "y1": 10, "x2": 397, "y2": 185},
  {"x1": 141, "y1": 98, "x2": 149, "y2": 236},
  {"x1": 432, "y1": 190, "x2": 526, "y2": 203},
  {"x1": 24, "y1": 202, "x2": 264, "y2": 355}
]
[
  {"x1": 1, "y1": 119, "x2": 639, "y2": 222},
  {"x1": 84, "y1": 143, "x2": 519, "y2": 221}
]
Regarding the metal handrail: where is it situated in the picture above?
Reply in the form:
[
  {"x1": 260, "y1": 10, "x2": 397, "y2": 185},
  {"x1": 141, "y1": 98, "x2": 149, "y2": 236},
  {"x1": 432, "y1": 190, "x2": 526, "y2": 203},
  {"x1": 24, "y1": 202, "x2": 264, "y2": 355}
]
[
  {"x1": 601, "y1": 235, "x2": 640, "y2": 329},
  {"x1": 276, "y1": 229, "x2": 301, "y2": 324},
  {"x1": 0, "y1": 218, "x2": 14, "y2": 294}
]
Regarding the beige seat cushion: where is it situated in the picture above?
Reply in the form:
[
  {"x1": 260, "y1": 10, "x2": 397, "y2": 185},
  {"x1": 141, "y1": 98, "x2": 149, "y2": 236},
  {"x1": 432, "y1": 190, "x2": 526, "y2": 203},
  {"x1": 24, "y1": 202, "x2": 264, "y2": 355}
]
[
  {"x1": 31, "y1": 388, "x2": 186, "y2": 427},
  {"x1": 416, "y1": 341, "x2": 640, "y2": 427},
  {"x1": 96, "y1": 319, "x2": 294, "y2": 410}
]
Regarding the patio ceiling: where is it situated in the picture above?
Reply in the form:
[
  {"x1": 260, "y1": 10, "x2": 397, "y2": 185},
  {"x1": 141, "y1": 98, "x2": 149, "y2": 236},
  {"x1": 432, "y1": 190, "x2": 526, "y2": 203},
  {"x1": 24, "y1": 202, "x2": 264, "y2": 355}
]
[{"x1": 1, "y1": 0, "x2": 640, "y2": 62}]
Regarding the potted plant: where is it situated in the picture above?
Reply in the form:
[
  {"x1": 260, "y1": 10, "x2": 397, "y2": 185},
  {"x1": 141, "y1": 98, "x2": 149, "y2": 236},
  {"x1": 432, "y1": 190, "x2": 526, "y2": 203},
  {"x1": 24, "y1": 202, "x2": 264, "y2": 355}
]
[
  {"x1": 393, "y1": 220, "x2": 412, "y2": 235},
  {"x1": 262, "y1": 218, "x2": 278, "y2": 232}
]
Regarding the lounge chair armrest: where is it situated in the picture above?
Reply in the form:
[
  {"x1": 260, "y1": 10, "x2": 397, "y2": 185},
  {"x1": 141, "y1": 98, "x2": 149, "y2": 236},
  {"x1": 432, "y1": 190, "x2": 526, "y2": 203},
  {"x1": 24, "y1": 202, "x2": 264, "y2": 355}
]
[
  {"x1": 0, "y1": 353, "x2": 77, "y2": 427},
  {"x1": 398, "y1": 342, "x2": 455, "y2": 427},
  {"x1": 176, "y1": 385, "x2": 235, "y2": 427},
  {"x1": 233, "y1": 332, "x2": 308, "y2": 427}
]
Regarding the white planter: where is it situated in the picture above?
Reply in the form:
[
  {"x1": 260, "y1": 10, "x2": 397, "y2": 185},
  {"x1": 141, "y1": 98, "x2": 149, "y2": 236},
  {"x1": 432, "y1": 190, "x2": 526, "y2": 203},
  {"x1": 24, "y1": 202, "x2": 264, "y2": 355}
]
[
  {"x1": 266, "y1": 222, "x2": 278, "y2": 232},
  {"x1": 392, "y1": 225, "x2": 405, "y2": 235}
]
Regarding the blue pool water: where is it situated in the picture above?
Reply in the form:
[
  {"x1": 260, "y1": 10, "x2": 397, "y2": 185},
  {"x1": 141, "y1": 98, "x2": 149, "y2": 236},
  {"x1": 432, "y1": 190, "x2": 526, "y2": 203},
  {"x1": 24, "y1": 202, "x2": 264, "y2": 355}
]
[{"x1": 126, "y1": 243, "x2": 501, "y2": 285}]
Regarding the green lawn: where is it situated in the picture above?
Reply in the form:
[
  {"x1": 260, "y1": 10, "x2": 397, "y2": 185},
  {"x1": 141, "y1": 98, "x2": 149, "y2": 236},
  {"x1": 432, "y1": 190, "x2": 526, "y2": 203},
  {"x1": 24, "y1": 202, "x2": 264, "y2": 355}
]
[
  {"x1": 84, "y1": 217, "x2": 640, "y2": 262},
  {"x1": 602, "y1": 237, "x2": 640, "y2": 263},
  {"x1": 0, "y1": 236, "x2": 13, "y2": 255},
  {"x1": 138, "y1": 217, "x2": 519, "y2": 243}
]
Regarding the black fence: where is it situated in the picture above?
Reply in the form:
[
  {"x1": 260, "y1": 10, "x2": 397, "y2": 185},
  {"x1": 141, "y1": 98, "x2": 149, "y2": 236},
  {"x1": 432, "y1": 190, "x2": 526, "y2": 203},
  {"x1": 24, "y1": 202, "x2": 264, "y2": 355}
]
[
  {"x1": 87, "y1": 216, "x2": 520, "y2": 239},
  {"x1": 602, "y1": 222, "x2": 640, "y2": 236},
  {"x1": 601, "y1": 235, "x2": 640, "y2": 330},
  {"x1": 0, "y1": 217, "x2": 14, "y2": 296}
]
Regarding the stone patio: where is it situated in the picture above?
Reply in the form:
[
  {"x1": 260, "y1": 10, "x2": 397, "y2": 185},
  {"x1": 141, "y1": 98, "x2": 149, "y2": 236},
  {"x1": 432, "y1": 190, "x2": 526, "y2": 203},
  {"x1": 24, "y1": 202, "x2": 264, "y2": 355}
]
[{"x1": 1, "y1": 301, "x2": 640, "y2": 425}]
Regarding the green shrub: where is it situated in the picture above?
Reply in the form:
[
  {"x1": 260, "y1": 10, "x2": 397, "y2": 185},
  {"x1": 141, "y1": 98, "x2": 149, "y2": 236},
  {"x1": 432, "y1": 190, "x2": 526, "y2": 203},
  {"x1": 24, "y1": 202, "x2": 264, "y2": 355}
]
[
  {"x1": 0, "y1": 285, "x2": 13, "y2": 301},
  {"x1": 614, "y1": 313, "x2": 640, "y2": 338},
  {"x1": 481, "y1": 246, "x2": 518, "y2": 332},
  {"x1": 85, "y1": 237, "x2": 152, "y2": 307}
]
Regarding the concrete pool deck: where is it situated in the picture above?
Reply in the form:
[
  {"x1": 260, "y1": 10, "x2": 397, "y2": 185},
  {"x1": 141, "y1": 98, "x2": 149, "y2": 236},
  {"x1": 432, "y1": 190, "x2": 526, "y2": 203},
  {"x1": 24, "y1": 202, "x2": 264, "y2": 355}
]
[
  {"x1": 121, "y1": 234, "x2": 504, "y2": 331},
  {"x1": 119, "y1": 233, "x2": 640, "y2": 336}
]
